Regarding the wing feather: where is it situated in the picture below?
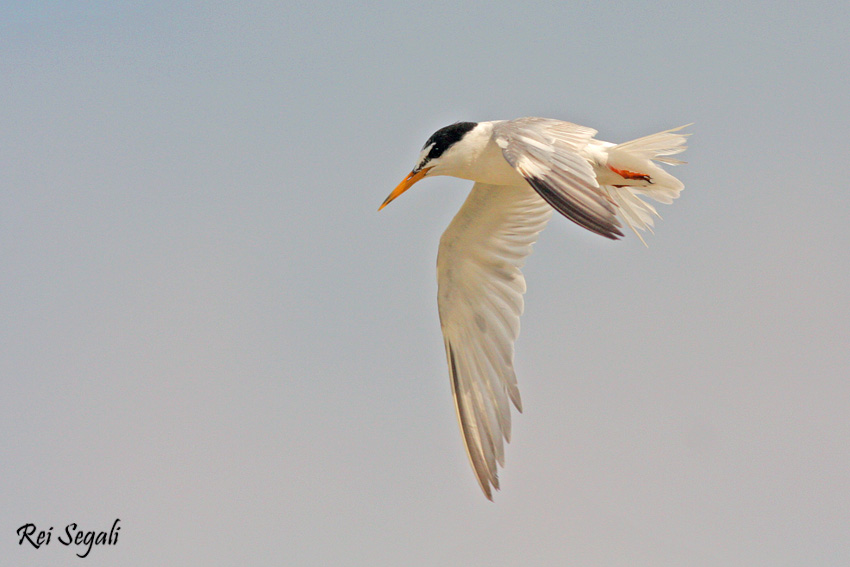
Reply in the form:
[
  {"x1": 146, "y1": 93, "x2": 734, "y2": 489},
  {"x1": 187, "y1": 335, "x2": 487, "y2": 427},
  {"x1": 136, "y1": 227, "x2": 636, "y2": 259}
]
[
  {"x1": 494, "y1": 117, "x2": 624, "y2": 239},
  {"x1": 437, "y1": 181, "x2": 552, "y2": 499}
]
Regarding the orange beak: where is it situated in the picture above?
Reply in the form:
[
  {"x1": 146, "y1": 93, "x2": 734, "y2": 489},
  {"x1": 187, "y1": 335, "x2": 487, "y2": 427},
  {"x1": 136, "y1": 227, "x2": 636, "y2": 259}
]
[{"x1": 378, "y1": 168, "x2": 431, "y2": 211}]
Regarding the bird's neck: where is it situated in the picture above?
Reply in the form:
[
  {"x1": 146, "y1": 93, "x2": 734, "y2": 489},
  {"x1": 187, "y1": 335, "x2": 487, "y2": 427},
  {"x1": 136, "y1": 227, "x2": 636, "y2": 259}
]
[{"x1": 445, "y1": 122, "x2": 525, "y2": 186}]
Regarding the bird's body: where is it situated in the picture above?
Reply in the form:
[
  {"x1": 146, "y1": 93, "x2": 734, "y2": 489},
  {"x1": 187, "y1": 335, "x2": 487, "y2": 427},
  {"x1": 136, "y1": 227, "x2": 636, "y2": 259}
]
[{"x1": 380, "y1": 117, "x2": 690, "y2": 499}]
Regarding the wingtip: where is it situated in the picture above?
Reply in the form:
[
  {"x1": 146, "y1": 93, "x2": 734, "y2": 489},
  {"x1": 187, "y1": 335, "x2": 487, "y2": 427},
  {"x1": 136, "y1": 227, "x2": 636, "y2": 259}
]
[{"x1": 479, "y1": 479, "x2": 497, "y2": 501}]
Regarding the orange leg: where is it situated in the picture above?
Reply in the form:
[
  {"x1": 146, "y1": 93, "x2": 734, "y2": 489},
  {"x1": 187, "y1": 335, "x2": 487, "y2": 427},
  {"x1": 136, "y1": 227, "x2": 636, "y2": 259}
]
[{"x1": 609, "y1": 165, "x2": 652, "y2": 183}]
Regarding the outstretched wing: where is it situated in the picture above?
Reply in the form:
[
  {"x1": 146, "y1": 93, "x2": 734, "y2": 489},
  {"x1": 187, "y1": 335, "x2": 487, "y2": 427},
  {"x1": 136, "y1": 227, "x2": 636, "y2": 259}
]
[
  {"x1": 437, "y1": 181, "x2": 552, "y2": 499},
  {"x1": 494, "y1": 117, "x2": 624, "y2": 239}
]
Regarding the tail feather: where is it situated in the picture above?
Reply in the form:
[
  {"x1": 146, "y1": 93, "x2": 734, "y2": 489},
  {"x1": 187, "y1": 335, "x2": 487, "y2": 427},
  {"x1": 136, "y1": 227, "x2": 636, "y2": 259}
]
[
  {"x1": 603, "y1": 125, "x2": 690, "y2": 242},
  {"x1": 613, "y1": 124, "x2": 691, "y2": 162}
]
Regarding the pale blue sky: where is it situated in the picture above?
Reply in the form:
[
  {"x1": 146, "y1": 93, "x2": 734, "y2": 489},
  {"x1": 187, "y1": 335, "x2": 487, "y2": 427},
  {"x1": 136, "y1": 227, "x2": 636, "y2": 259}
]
[{"x1": 2, "y1": 2, "x2": 849, "y2": 565}]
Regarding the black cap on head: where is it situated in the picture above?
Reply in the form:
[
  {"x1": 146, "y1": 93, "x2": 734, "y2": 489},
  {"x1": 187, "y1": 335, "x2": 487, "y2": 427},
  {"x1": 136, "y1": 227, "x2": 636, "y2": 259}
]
[{"x1": 418, "y1": 121, "x2": 478, "y2": 169}]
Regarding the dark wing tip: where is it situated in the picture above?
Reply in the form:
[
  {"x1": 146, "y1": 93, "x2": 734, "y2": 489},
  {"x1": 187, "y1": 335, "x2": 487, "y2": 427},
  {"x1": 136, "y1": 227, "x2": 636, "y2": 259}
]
[
  {"x1": 525, "y1": 175, "x2": 625, "y2": 239},
  {"x1": 447, "y1": 340, "x2": 499, "y2": 500}
]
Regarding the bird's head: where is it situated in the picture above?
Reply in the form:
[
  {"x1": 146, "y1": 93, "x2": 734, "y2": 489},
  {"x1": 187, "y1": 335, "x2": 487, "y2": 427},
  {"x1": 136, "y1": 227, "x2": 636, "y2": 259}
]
[{"x1": 379, "y1": 121, "x2": 478, "y2": 210}]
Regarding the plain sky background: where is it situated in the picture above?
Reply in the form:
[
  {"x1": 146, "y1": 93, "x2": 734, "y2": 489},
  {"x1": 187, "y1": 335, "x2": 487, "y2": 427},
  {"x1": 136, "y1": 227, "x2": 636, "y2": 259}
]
[{"x1": 2, "y1": 1, "x2": 849, "y2": 565}]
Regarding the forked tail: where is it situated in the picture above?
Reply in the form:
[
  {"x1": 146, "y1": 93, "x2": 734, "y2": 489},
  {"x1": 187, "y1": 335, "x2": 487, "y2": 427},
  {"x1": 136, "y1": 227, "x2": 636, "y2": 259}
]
[{"x1": 602, "y1": 125, "x2": 691, "y2": 244}]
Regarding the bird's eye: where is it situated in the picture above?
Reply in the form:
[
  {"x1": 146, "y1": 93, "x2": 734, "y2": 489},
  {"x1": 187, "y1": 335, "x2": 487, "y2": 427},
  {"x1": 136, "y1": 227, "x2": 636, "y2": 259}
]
[{"x1": 414, "y1": 143, "x2": 436, "y2": 172}]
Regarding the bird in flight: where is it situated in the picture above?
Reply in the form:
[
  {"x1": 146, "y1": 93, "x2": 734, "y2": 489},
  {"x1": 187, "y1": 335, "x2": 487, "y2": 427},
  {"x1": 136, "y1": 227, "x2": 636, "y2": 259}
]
[{"x1": 379, "y1": 117, "x2": 690, "y2": 499}]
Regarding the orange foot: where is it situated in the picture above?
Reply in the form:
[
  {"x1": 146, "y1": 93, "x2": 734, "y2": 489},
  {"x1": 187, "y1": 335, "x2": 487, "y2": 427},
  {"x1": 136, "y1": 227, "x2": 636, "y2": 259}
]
[{"x1": 609, "y1": 165, "x2": 652, "y2": 183}]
